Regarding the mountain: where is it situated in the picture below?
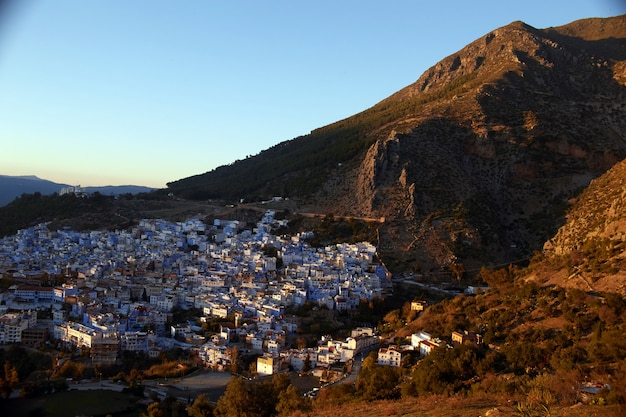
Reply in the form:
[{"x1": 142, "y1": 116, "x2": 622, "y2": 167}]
[
  {"x1": 532, "y1": 157, "x2": 626, "y2": 294},
  {"x1": 0, "y1": 175, "x2": 156, "y2": 207},
  {"x1": 545, "y1": 158, "x2": 626, "y2": 258},
  {"x1": 0, "y1": 175, "x2": 68, "y2": 207},
  {"x1": 165, "y1": 15, "x2": 626, "y2": 273}
]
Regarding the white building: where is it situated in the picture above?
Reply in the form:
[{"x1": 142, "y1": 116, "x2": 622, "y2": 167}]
[
  {"x1": 288, "y1": 350, "x2": 317, "y2": 372},
  {"x1": 0, "y1": 311, "x2": 36, "y2": 344},
  {"x1": 120, "y1": 331, "x2": 156, "y2": 352},
  {"x1": 55, "y1": 322, "x2": 103, "y2": 348},
  {"x1": 257, "y1": 355, "x2": 281, "y2": 376},
  {"x1": 198, "y1": 343, "x2": 229, "y2": 368},
  {"x1": 378, "y1": 346, "x2": 402, "y2": 367},
  {"x1": 419, "y1": 339, "x2": 443, "y2": 356},
  {"x1": 411, "y1": 331, "x2": 432, "y2": 349}
]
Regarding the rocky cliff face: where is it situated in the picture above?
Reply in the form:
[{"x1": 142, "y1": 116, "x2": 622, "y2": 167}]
[
  {"x1": 315, "y1": 16, "x2": 626, "y2": 272},
  {"x1": 535, "y1": 158, "x2": 626, "y2": 294},
  {"x1": 545, "y1": 158, "x2": 626, "y2": 256}
]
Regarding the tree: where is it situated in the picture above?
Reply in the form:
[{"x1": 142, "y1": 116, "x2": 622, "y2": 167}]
[
  {"x1": 0, "y1": 345, "x2": 52, "y2": 381},
  {"x1": 161, "y1": 395, "x2": 186, "y2": 416},
  {"x1": 0, "y1": 362, "x2": 19, "y2": 398},
  {"x1": 479, "y1": 266, "x2": 512, "y2": 288},
  {"x1": 382, "y1": 309, "x2": 402, "y2": 331},
  {"x1": 315, "y1": 383, "x2": 356, "y2": 406},
  {"x1": 262, "y1": 245, "x2": 279, "y2": 258},
  {"x1": 250, "y1": 379, "x2": 281, "y2": 417},
  {"x1": 361, "y1": 351, "x2": 377, "y2": 371},
  {"x1": 74, "y1": 362, "x2": 84, "y2": 379},
  {"x1": 297, "y1": 337, "x2": 306, "y2": 350},
  {"x1": 276, "y1": 385, "x2": 311, "y2": 416},
  {"x1": 450, "y1": 262, "x2": 466, "y2": 282},
  {"x1": 187, "y1": 394, "x2": 214, "y2": 417},
  {"x1": 214, "y1": 374, "x2": 295, "y2": 417},
  {"x1": 356, "y1": 363, "x2": 400, "y2": 400},
  {"x1": 302, "y1": 354, "x2": 311, "y2": 373},
  {"x1": 214, "y1": 377, "x2": 254, "y2": 417},
  {"x1": 57, "y1": 360, "x2": 83, "y2": 379},
  {"x1": 504, "y1": 342, "x2": 547, "y2": 375},
  {"x1": 405, "y1": 344, "x2": 485, "y2": 396},
  {"x1": 226, "y1": 346, "x2": 241, "y2": 374},
  {"x1": 141, "y1": 402, "x2": 165, "y2": 417},
  {"x1": 271, "y1": 373, "x2": 291, "y2": 394},
  {"x1": 19, "y1": 383, "x2": 38, "y2": 399},
  {"x1": 248, "y1": 361, "x2": 257, "y2": 376},
  {"x1": 129, "y1": 367, "x2": 143, "y2": 382}
]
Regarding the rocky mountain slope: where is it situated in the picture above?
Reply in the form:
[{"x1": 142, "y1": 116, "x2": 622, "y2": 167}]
[
  {"x1": 534, "y1": 157, "x2": 626, "y2": 294},
  {"x1": 168, "y1": 16, "x2": 626, "y2": 274},
  {"x1": 545, "y1": 158, "x2": 626, "y2": 257}
]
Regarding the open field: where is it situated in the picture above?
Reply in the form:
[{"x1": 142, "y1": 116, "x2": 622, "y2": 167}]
[
  {"x1": 145, "y1": 369, "x2": 320, "y2": 403},
  {"x1": 145, "y1": 369, "x2": 234, "y2": 402}
]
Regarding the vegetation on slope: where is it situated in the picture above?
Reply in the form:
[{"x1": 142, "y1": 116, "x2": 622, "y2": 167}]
[
  {"x1": 0, "y1": 192, "x2": 135, "y2": 237},
  {"x1": 305, "y1": 272, "x2": 626, "y2": 417},
  {"x1": 0, "y1": 191, "x2": 218, "y2": 238},
  {"x1": 281, "y1": 213, "x2": 380, "y2": 247},
  {"x1": 165, "y1": 16, "x2": 626, "y2": 206},
  {"x1": 163, "y1": 71, "x2": 481, "y2": 202}
]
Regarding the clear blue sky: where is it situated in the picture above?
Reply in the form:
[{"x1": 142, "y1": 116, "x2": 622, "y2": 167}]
[{"x1": 1, "y1": 0, "x2": 624, "y2": 188}]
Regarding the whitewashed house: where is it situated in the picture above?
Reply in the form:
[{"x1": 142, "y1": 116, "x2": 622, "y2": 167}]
[
  {"x1": 378, "y1": 346, "x2": 402, "y2": 367},
  {"x1": 257, "y1": 354, "x2": 281, "y2": 376}
]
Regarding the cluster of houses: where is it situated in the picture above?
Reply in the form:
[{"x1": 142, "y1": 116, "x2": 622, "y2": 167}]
[
  {"x1": 0, "y1": 210, "x2": 390, "y2": 371},
  {"x1": 0, "y1": 208, "x2": 486, "y2": 383},
  {"x1": 376, "y1": 329, "x2": 483, "y2": 369},
  {"x1": 239, "y1": 326, "x2": 382, "y2": 378},
  {"x1": 251, "y1": 327, "x2": 483, "y2": 378}
]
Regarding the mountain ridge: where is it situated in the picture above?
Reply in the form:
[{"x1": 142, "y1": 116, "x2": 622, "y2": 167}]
[{"x1": 166, "y1": 15, "x2": 626, "y2": 276}]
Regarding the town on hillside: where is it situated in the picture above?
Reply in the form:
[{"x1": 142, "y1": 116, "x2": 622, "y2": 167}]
[{"x1": 0, "y1": 210, "x2": 480, "y2": 392}]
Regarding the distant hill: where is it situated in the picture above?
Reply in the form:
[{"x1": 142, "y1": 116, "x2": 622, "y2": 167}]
[
  {"x1": 164, "y1": 15, "x2": 626, "y2": 274},
  {"x1": 0, "y1": 175, "x2": 156, "y2": 207},
  {"x1": 0, "y1": 175, "x2": 68, "y2": 206}
]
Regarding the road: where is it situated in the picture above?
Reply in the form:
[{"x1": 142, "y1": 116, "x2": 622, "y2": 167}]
[
  {"x1": 292, "y1": 211, "x2": 385, "y2": 223},
  {"x1": 320, "y1": 354, "x2": 364, "y2": 392}
]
